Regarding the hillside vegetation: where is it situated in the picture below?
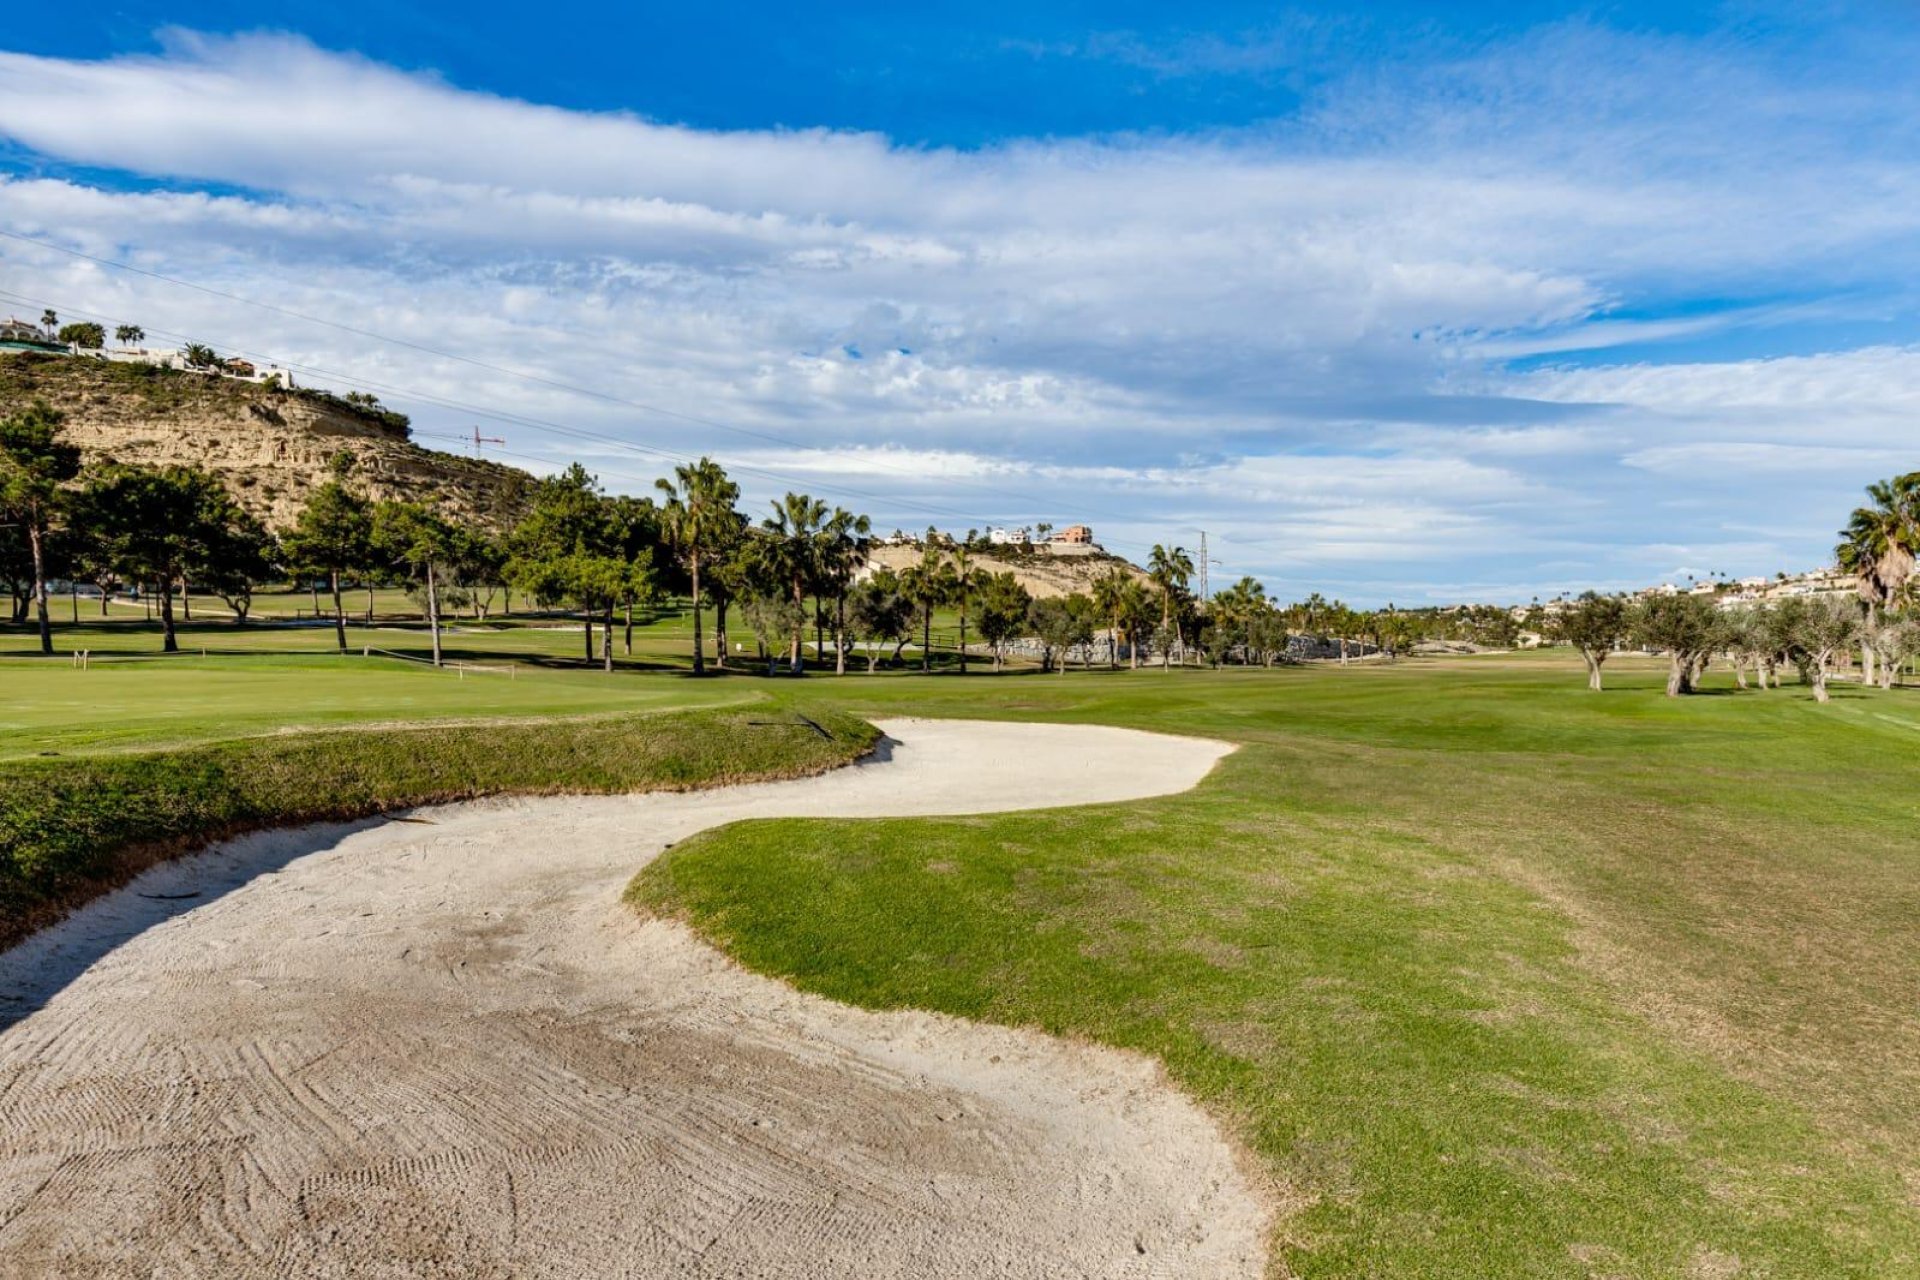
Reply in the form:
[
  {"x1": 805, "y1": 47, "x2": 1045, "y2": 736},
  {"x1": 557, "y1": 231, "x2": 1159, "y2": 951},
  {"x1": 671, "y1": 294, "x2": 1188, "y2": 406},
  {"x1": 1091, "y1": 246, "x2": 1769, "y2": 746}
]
[{"x1": 0, "y1": 353, "x2": 525, "y2": 529}]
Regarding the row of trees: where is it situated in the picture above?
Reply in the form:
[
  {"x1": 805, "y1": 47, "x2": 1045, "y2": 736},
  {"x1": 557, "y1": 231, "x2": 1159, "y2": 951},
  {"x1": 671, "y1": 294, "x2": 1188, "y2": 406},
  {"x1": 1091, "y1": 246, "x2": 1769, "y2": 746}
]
[
  {"x1": 1552, "y1": 590, "x2": 1916, "y2": 701},
  {"x1": 3, "y1": 396, "x2": 1362, "y2": 677},
  {"x1": 1547, "y1": 470, "x2": 1920, "y2": 701}
]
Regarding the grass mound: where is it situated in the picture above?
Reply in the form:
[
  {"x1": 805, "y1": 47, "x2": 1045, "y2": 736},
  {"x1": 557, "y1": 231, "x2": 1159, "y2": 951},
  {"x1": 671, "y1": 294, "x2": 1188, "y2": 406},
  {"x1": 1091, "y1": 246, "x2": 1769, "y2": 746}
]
[{"x1": 1, "y1": 704, "x2": 875, "y2": 949}]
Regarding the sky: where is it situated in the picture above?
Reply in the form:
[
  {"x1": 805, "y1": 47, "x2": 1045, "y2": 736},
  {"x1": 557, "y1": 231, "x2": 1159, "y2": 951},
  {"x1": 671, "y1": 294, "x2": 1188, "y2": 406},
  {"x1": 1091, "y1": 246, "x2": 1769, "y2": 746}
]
[{"x1": 0, "y1": 3, "x2": 1917, "y2": 605}]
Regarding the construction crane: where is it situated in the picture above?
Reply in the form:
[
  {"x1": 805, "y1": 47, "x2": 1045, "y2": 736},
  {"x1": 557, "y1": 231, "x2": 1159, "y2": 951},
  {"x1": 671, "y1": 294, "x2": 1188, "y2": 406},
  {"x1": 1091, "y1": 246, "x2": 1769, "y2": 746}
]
[{"x1": 470, "y1": 426, "x2": 506, "y2": 458}]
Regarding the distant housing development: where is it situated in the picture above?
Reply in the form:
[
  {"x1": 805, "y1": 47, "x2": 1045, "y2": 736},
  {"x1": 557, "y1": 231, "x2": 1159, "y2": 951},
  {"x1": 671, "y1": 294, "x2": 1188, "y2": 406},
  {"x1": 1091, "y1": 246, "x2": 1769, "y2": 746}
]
[{"x1": 0, "y1": 318, "x2": 297, "y2": 387}]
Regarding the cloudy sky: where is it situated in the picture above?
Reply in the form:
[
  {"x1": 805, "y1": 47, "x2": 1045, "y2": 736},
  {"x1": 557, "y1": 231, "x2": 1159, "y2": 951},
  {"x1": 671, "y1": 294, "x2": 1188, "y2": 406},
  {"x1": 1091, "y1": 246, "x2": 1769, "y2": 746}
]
[{"x1": 1, "y1": 2, "x2": 1916, "y2": 604}]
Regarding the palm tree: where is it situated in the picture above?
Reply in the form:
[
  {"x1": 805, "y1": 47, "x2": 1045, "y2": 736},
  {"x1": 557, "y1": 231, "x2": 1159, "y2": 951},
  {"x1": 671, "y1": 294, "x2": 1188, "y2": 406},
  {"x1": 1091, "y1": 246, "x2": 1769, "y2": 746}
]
[
  {"x1": 1116, "y1": 577, "x2": 1152, "y2": 668},
  {"x1": 114, "y1": 324, "x2": 144, "y2": 348},
  {"x1": 763, "y1": 492, "x2": 828, "y2": 673},
  {"x1": 817, "y1": 506, "x2": 872, "y2": 674},
  {"x1": 656, "y1": 457, "x2": 740, "y2": 675},
  {"x1": 1147, "y1": 543, "x2": 1194, "y2": 669},
  {"x1": 950, "y1": 543, "x2": 982, "y2": 675},
  {"x1": 38, "y1": 310, "x2": 56, "y2": 338},
  {"x1": 1091, "y1": 566, "x2": 1132, "y2": 668},
  {"x1": 898, "y1": 529, "x2": 955, "y2": 673},
  {"x1": 1836, "y1": 473, "x2": 1920, "y2": 685}
]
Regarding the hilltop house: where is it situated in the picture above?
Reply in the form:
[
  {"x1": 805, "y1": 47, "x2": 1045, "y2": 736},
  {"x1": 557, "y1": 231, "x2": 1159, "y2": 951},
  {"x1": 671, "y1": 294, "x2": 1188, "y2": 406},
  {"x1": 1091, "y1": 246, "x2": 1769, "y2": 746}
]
[
  {"x1": 99, "y1": 346, "x2": 295, "y2": 387},
  {"x1": 0, "y1": 318, "x2": 67, "y2": 355},
  {"x1": 1053, "y1": 524, "x2": 1094, "y2": 545},
  {"x1": 987, "y1": 526, "x2": 1031, "y2": 546}
]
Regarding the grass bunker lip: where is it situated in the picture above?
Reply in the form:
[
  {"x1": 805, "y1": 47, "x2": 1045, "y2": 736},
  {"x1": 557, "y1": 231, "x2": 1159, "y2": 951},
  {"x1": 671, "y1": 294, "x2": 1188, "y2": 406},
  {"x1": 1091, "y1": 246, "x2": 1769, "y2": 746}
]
[
  {"x1": 0, "y1": 717, "x2": 1258, "y2": 1278},
  {"x1": 0, "y1": 703, "x2": 878, "y2": 951}
]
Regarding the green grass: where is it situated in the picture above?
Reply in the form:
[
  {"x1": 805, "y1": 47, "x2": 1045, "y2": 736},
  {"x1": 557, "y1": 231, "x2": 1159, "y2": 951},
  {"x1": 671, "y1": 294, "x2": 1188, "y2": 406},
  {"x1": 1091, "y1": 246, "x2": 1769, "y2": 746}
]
[
  {"x1": 634, "y1": 657, "x2": 1920, "y2": 1278},
  {"x1": 0, "y1": 701, "x2": 876, "y2": 949},
  {"x1": 0, "y1": 652, "x2": 750, "y2": 757},
  {"x1": 9, "y1": 614, "x2": 1920, "y2": 1275}
]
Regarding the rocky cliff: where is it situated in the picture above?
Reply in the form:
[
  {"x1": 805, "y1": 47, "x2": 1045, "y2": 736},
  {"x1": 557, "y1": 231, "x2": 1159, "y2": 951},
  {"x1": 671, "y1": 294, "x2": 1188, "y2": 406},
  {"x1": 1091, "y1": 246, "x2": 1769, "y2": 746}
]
[
  {"x1": 864, "y1": 540, "x2": 1153, "y2": 599},
  {"x1": 0, "y1": 353, "x2": 527, "y2": 529}
]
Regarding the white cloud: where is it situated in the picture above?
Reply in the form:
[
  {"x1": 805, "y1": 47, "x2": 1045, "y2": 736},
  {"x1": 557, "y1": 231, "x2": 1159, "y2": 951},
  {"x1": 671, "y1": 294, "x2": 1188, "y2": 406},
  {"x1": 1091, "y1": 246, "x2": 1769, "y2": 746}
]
[{"x1": 0, "y1": 23, "x2": 1915, "y2": 602}]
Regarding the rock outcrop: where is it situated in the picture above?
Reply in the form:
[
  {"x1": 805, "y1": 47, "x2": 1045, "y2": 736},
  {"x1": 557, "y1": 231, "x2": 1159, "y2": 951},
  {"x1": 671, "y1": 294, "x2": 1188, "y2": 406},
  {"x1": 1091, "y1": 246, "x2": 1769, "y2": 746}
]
[
  {"x1": 0, "y1": 353, "x2": 526, "y2": 529},
  {"x1": 864, "y1": 541, "x2": 1153, "y2": 600}
]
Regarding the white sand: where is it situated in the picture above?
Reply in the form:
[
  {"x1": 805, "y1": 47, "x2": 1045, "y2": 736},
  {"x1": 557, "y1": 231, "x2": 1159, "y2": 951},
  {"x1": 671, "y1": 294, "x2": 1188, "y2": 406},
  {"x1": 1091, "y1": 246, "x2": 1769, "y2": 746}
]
[{"x1": 0, "y1": 718, "x2": 1262, "y2": 1278}]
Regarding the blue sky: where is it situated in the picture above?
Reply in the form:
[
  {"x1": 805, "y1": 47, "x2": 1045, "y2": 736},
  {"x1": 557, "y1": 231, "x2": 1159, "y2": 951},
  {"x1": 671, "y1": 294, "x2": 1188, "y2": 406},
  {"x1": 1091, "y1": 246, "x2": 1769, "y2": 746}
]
[{"x1": 1, "y1": 3, "x2": 1917, "y2": 603}]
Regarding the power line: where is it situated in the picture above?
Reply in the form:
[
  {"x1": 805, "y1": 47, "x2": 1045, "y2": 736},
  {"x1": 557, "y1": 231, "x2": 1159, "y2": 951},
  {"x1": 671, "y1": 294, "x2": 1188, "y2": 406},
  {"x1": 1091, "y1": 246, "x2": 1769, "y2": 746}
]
[
  {"x1": 0, "y1": 226, "x2": 1159, "y2": 534},
  {"x1": 0, "y1": 281, "x2": 1170, "y2": 558}
]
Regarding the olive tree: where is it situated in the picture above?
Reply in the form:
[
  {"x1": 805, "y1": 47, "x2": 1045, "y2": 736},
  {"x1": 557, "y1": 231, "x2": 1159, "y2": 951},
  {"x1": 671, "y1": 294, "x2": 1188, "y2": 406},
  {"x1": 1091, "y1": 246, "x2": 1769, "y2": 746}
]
[
  {"x1": 1552, "y1": 591, "x2": 1630, "y2": 691},
  {"x1": 1793, "y1": 595, "x2": 1861, "y2": 703},
  {"x1": 974, "y1": 572, "x2": 1033, "y2": 672},
  {"x1": 1632, "y1": 593, "x2": 1721, "y2": 696}
]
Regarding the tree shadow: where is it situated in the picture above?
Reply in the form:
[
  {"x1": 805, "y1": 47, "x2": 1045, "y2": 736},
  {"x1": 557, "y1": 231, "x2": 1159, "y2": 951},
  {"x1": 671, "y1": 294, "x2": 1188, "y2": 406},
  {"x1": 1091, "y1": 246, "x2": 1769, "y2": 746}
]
[{"x1": 0, "y1": 816, "x2": 386, "y2": 1031}]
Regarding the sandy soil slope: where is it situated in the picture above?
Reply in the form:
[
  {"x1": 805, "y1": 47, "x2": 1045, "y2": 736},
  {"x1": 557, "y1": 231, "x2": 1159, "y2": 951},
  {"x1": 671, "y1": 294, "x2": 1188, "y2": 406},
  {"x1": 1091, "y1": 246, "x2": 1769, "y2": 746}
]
[{"x1": 0, "y1": 719, "x2": 1261, "y2": 1278}]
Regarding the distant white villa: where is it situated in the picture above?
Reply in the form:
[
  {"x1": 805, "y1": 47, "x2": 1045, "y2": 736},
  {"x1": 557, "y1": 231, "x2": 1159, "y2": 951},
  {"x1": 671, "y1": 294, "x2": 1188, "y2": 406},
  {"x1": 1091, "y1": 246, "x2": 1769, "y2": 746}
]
[
  {"x1": 0, "y1": 318, "x2": 65, "y2": 354},
  {"x1": 100, "y1": 346, "x2": 297, "y2": 387},
  {"x1": 0, "y1": 318, "x2": 296, "y2": 387}
]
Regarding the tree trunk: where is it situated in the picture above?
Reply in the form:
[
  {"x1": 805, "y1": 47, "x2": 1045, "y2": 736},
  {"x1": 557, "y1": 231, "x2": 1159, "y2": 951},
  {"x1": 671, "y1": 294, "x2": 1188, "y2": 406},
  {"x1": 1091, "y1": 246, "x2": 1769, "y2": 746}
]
[
  {"x1": 584, "y1": 610, "x2": 594, "y2": 663},
  {"x1": 181, "y1": 581, "x2": 192, "y2": 621},
  {"x1": 426, "y1": 559, "x2": 442, "y2": 667},
  {"x1": 1733, "y1": 658, "x2": 1747, "y2": 690},
  {"x1": 330, "y1": 570, "x2": 347, "y2": 651},
  {"x1": 835, "y1": 594, "x2": 848, "y2": 675},
  {"x1": 922, "y1": 602, "x2": 933, "y2": 673},
  {"x1": 690, "y1": 554, "x2": 705, "y2": 675},
  {"x1": 790, "y1": 578, "x2": 805, "y2": 675},
  {"x1": 1665, "y1": 653, "x2": 1688, "y2": 697},
  {"x1": 714, "y1": 595, "x2": 730, "y2": 669},
  {"x1": 624, "y1": 600, "x2": 633, "y2": 656},
  {"x1": 26, "y1": 519, "x2": 51, "y2": 655},
  {"x1": 603, "y1": 607, "x2": 614, "y2": 673},
  {"x1": 957, "y1": 607, "x2": 967, "y2": 676},
  {"x1": 366, "y1": 582, "x2": 375, "y2": 625},
  {"x1": 160, "y1": 577, "x2": 179, "y2": 653},
  {"x1": 1584, "y1": 650, "x2": 1604, "y2": 691},
  {"x1": 1811, "y1": 659, "x2": 1831, "y2": 703},
  {"x1": 1863, "y1": 601, "x2": 1877, "y2": 685}
]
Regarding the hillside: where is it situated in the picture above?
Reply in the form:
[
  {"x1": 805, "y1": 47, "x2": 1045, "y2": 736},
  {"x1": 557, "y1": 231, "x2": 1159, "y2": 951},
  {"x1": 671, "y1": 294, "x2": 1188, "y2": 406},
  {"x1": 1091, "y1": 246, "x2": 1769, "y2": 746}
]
[
  {"x1": 865, "y1": 540, "x2": 1153, "y2": 599},
  {"x1": 0, "y1": 354, "x2": 527, "y2": 529}
]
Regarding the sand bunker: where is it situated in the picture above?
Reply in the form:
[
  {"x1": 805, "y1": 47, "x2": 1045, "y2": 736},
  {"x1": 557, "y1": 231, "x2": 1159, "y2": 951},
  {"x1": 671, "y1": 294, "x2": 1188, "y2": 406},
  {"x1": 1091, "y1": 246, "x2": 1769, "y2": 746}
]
[{"x1": 0, "y1": 718, "x2": 1260, "y2": 1278}]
